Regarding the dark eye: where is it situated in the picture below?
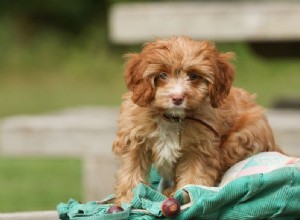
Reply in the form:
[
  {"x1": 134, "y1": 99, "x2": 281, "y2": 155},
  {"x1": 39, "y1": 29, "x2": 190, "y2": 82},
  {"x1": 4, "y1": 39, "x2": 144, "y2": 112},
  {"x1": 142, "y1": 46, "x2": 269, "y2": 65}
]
[
  {"x1": 188, "y1": 73, "x2": 199, "y2": 81},
  {"x1": 159, "y1": 72, "x2": 168, "y2": 80}
]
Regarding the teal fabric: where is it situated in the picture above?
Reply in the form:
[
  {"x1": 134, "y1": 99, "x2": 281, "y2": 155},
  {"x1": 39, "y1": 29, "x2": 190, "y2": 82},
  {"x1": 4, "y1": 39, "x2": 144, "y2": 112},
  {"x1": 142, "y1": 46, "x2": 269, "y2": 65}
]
[
  {"x1": 57, "y1": 167, "x2": 300, "y2": 220},
  {"x1": 57, "y1": 152, "x2": 300, "y2": 220},
  {"x1": 57, "y1": 199, "x2": 132, "y2": 220},
  {"x1": 148, "y1": 165, "x2": 161, "y2": 190}
]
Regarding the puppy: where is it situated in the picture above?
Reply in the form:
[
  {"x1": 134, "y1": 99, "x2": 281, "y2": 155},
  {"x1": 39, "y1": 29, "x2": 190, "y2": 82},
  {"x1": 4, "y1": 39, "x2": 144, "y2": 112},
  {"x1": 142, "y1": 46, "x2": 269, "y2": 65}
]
[{"x1": 112, "y1": 36, "x2": 283, "y2": 204}]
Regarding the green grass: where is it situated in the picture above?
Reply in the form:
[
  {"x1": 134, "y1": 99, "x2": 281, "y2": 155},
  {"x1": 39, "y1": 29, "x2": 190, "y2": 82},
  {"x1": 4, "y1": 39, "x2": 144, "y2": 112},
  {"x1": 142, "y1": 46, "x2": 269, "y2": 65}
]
[
  {"x1": 0, "y1": 17, "x2": 300, "y2": 117},
  {"x1": 0, "y1": 23, "x2": 126, "y2": 117},
  {"x1": 0, "y1": 157, "x2": 82, "y2": 212},
  {"x1": 0, "y1": 20, "x2": 300, "y2": 212},
  {"x1": 0, "y1": 33, "x2": 300, "y2": 117}
]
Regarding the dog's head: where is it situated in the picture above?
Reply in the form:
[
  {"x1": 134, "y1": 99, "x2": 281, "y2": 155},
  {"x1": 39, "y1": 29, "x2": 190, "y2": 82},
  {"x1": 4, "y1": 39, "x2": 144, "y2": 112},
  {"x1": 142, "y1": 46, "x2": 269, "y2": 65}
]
[{"x1": 124, "y1": 37, "x2": 235, "y2": 117}]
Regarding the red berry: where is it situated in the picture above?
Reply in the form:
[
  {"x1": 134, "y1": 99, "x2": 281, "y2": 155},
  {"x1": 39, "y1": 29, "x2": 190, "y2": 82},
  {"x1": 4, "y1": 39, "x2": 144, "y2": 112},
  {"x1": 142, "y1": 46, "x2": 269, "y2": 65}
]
[
  {"x1": 107, "y1": 205, "x2": 124, "y2": 214},
  {"x1": 161, "y1": 197, "x2": 181, "y2": 218}
]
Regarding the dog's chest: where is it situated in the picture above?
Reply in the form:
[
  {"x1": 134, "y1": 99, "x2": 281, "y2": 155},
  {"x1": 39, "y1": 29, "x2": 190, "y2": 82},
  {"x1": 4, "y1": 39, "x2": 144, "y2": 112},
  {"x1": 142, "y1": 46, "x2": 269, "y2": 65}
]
[{"x1": 152, "y1": 120, "x2": 183, "y2": 178}]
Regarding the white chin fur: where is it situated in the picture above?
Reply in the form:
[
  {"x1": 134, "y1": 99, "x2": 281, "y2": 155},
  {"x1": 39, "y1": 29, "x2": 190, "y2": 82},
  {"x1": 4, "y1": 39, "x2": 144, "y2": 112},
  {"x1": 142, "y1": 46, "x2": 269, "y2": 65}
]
[{"x1": 165, "y1": 108, "x2": 186, "y2": 118}]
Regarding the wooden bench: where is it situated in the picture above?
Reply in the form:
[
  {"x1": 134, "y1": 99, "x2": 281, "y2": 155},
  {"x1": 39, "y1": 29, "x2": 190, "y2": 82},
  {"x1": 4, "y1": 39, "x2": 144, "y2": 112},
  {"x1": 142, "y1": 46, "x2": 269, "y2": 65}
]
[
  {"x1": 109, "y1": 1, "x2": 300, "y2": 44},
  {"x1": 0, "y1": 107, "x2": 119, "y2": 202},
  {"x1": 0, "y1": 108, "x2": 300, "y2": 219}
]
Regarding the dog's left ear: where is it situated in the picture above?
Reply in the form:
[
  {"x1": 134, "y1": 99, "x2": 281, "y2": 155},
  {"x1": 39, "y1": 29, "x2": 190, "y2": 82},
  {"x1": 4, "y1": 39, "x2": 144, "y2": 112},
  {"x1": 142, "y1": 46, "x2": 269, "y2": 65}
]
[
  {"x1": 124, "y1": 53, "x2": 155, "y2": 107},
  {"x1": 208, "y1": 52, "x2": 235, "y2": 108}
]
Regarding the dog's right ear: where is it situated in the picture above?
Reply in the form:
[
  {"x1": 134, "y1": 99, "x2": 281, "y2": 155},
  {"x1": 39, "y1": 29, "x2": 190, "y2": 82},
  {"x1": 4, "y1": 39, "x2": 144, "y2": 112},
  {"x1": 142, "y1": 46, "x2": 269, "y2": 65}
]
[
  {"x1": 208, "y1": 52, "x2": 235, "y2": 108},
  {"x1": 124, "y1": 53, "x2": 155, "y2": 107}
]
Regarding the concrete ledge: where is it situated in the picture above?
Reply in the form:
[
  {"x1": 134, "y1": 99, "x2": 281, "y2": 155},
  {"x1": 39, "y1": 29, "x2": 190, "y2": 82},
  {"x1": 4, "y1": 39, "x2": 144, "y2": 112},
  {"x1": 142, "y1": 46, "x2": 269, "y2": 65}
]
[
  {"x1": 109, "y1": 2, "x2": 300, "y2": 44},
  {"x1": 0, "y1": 211, "x2": 58, "y2": 220}
]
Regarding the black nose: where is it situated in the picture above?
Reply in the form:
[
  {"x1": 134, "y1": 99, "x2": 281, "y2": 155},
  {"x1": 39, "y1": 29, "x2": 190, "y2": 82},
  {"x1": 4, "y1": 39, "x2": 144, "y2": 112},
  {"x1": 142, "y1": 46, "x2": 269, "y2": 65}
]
[{"x1": 172, "y1": 95, "x2": 184, "y2": 105}]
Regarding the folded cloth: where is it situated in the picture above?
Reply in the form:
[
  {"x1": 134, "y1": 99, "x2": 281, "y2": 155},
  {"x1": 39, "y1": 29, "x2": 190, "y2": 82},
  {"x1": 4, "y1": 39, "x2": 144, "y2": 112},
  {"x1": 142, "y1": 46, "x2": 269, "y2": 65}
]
[{"x1": 57, "y1": 152, "x2": 300, "y2": 220}]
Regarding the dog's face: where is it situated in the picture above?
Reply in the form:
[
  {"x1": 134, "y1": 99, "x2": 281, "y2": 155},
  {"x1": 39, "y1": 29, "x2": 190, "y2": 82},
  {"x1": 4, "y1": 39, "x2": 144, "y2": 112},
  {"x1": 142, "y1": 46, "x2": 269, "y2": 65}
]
[{"x1": 125, "y1": 37, "x2": 235, "y2": 117}]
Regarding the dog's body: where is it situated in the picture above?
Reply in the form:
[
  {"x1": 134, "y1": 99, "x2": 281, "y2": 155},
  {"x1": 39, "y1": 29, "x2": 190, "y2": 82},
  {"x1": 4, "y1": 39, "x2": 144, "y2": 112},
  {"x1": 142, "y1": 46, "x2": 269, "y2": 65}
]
[{"x1": 112, "y1": 37, "x2": 283, "y2": 204}]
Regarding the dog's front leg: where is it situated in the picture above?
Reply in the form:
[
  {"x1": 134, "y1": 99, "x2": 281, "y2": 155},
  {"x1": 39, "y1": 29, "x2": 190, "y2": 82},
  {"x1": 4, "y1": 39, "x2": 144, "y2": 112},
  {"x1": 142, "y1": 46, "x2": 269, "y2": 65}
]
[
  {"x1": 174, "y1": 145, "x2": 221, "y2": 191},
  {"x1": 114, "y1": 148, "x2": 152, "y2": 205}
]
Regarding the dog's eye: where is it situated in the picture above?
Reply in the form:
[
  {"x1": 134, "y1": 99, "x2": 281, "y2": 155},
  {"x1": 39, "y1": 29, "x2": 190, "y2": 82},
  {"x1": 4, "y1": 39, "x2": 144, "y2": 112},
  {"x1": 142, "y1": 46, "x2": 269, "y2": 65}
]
[
  {"x1": 188, "y1": 73, "x2": 199, "y2": 81},
  {"x1": 159, "y1": 72, "x2": 168, "y2": 80}
]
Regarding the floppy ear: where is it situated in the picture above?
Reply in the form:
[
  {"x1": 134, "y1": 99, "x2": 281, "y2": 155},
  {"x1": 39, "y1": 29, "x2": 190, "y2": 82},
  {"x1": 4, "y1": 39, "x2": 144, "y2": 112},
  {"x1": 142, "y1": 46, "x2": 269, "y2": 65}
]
[
  {"x1": 124, "y1": 53, "x2": 155, "y2": 107},
  {"x1": 208, "y1": 52, "x2": 235, "y2": 108}
]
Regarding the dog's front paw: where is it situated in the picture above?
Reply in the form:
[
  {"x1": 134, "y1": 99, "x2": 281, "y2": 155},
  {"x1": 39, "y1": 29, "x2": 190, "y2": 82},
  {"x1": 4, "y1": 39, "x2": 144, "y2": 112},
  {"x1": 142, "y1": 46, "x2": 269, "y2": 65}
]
[
  {"x1": 163, "y1": 187, "x2": 190, "y2": 204},
  {"x1": 163, "y1": 186, "x2": 176, "y2": 197},
  {"x1": 114, "y1": 193, "x2": 133, "y2": 206}
]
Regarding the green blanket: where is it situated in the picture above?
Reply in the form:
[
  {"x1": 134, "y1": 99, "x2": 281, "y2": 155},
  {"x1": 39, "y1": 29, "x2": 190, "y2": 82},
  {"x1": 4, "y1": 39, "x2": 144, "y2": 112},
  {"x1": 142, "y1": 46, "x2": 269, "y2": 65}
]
[{"x1": 57, "y1": 152, "x2": 300, "y2": 219}]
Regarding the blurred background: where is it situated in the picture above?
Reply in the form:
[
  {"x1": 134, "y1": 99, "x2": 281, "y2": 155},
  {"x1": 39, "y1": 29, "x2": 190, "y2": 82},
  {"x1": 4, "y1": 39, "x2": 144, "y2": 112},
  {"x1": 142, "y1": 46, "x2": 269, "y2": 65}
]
[{"x1": 0, "y1": 0, "x2": 299, "y2": 213}]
